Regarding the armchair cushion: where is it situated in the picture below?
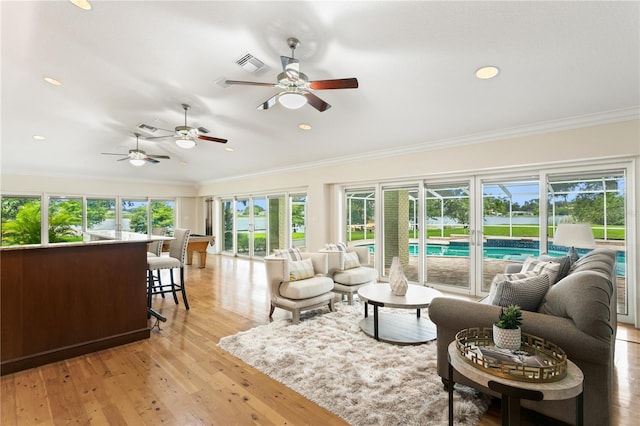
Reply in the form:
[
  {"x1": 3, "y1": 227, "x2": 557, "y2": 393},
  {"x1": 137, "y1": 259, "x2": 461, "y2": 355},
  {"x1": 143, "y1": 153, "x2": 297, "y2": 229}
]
[
  {"x1": 279, "y1": 276, "x2": 335, "y2": 300},
  {"x1": 289, "y1": 258, "x2": 315, "y2": 281}
]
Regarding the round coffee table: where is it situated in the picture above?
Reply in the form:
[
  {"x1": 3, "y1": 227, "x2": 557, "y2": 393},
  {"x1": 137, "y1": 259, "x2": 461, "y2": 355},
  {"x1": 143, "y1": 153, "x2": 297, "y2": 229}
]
[{"x1": 357, "y1": 283, "x2": 442, "y2": 345}]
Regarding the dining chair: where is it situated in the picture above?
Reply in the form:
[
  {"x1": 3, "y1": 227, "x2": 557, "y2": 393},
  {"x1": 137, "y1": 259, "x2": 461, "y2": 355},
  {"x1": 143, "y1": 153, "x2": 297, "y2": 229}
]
[{"x1": 147, "y1": 228, "x2": 191, "y2": 310}]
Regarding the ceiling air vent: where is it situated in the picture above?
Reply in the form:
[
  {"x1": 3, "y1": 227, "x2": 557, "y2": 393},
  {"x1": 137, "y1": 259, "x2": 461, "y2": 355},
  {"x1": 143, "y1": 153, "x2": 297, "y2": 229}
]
[
  {"x1": 235, "y1": 52, "x2": 266, "y2": 73},
  {"x1": 137, "y1": 123, "x2": 158, "y2": 134}
]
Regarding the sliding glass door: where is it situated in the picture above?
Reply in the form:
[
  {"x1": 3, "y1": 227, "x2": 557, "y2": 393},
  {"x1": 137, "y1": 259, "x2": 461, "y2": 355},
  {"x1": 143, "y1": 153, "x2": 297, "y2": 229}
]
[
  {"x1": 424, "y1": 181, "x2": 471, "y2": 290},
  {"x1": 479, "y1": 178, "x2": 540, "y2": 292},
  {"x1": 547, "y1": 170, "x2": 628, "y2": 317}
]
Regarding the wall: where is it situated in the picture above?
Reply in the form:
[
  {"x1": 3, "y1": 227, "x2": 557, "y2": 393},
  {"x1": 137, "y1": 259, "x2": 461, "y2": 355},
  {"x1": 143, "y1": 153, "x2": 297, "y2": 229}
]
[
  {"x1": 2, "y1": 119, "x2": 639, "y2": 325},
  {"x1": 198, "y1": 120, "x2": 639, "y2": 249}
]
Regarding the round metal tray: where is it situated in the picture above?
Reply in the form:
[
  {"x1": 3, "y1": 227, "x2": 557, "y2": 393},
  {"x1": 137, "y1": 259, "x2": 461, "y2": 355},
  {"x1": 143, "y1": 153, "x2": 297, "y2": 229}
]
[{"x1": 454, "y1": 327, "x2": 567, "y2": 382}]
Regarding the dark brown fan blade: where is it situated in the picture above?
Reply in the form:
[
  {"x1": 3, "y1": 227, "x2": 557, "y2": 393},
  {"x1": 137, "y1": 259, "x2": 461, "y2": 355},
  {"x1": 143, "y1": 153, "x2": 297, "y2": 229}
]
[
  {"x1": 309, "y1": 78, "x2": 359, "y2": 90},
  {"x1": 225, "y1": 80, "x2": 277, "y2": 87},
  {"x1": 116, "y1": 157, "x2": 130, "y2": 162},
  {"x1": 303, "y1": 92, "x2": 331, "y2": 112},
  {"x1": 101, "y1": 152, "x2": 129, "y2": 156},
  {"x1": 257, "y1": 94, "x2": 278, "y2": 110},
  {"x1": 197, "y1": 135, "x2": 228, "y2": 144},
  {"x1": 145, "y1": 158, "x2": 160, "y2": 164},
  {"x1": 146, "y1": 154, "x2": 171, "y2": 159}
]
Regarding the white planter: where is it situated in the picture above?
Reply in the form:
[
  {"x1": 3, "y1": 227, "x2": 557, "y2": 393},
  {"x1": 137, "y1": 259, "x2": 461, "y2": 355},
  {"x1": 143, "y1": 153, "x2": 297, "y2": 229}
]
[{"x1": 492, "y1": 324, "x2": 521, "y2": 350}]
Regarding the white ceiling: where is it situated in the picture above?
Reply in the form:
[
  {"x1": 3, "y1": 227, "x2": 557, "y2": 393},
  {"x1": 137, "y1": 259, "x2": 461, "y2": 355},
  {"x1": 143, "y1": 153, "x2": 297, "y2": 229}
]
[{"x1": 2, "y1": 1, "x2": 639, "y2": 186}]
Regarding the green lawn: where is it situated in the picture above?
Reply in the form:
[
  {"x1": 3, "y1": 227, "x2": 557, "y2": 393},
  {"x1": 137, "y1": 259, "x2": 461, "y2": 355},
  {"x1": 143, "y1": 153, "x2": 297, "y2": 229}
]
[{"x1": 346, "y1": 225, "x2": 624, "y2": 241}]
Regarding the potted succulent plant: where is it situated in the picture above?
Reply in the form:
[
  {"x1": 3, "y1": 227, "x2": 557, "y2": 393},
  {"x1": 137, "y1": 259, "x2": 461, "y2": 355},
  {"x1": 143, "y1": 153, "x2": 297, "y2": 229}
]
[{"x1": 492, "y1": 305, "x2": 523, "y2": 350}]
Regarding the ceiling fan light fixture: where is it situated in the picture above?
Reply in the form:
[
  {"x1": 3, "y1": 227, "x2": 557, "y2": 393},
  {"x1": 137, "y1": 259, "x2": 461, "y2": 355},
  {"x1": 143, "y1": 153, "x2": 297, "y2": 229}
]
[
  {"x1": 129, "y1": 158, "x2": 145, "y2": 167},
  {"x1": 175, "y1": 137, "x2": 196, "y2": 149},
  {"x1": 278, "y1": 91, "x2": 307, "y2": 109}
]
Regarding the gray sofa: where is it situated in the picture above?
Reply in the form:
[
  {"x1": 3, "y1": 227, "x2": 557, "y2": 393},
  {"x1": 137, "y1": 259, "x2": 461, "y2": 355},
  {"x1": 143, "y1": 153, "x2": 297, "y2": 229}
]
[{"x1": 429, "y1": 248, "x2": 617, "y2": 426}]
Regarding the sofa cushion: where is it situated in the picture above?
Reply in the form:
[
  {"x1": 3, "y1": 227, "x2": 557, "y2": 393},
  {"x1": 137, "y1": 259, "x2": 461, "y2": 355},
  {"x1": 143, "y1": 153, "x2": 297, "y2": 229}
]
[
  {"x1": 289, "y1": 258, "x2": 315, "y2": 281},
  {"x1": 279, "y1": 275, "x2": 334, "y2": 300},
  {"x1": 569, "y1": 248, "x2": 616, "y2": 279},
  {"x1": 520, "y1": 257, "x2": 561, "y2": 284},
  {"x1": 538, "y1": 270, "x2": 614, "y2": 342},
  {"x1": 343, "y1": 251, "x2": 361, "y2": 269},
  {"x1": 274, "y1": 247, "x2": 303, "y2": 261},
  {"x1": 490, "y1": 274, "x2": 550, "y2": 312}
]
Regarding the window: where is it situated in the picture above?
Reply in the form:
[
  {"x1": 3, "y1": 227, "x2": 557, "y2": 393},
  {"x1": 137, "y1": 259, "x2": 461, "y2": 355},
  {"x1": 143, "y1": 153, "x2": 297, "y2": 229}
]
[
  {"x1": 1, "y1": 196, "x2": 42, "y2": 246},
  {"x1": 221, "y1": 199, "x2": 234, "y2": 253},
  {"x1": 121, "y1": 199, "x2": 148, "y2": 233},
  {"x1": 48, "y1": 196, "x2": 83, "y2": 243},
  {"x1": 290, "y1": 194, "x2": 307, "y2": 248},
  {"x1": 87, "y1": 198, "x2": 116, "y2": 231},
  {"x1": 150, "y1": 200, "x2": 175, "y2": 236}
]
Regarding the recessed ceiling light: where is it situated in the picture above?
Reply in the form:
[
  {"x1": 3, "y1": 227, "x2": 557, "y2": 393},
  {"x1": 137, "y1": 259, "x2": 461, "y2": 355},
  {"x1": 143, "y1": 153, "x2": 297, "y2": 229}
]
[
  {"x1": 475, "y1": 66, "x2": 500, "y2": 80},
  {"x1": 298, "y1": 123, "x2": 312, "y2": 131},
  {"x1": 179, "y1": 161, "x2": 188, "y2": 166},
  {"x1": 69, "y1": 0, "x2": 92, "y2": 10},
  {"x1": 33, "y1": 135, "x2": 46, "y2": 141},
  {"x1": 44, "y1": 77, "x2": 62, "y2": 86},
  {"x1": 224, "y1": 147, "x2": 234, "y2": 152}
]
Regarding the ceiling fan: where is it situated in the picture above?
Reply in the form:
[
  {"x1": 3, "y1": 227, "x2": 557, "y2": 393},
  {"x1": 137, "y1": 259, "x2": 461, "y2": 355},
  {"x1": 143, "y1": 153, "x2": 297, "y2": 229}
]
[
  {"x1": 225, "y1": 37, "x2": 358, "y2": 112},
  {"x1": 141, "y1": 104, "x2": 228, "y2": 149},
  {"x1": 101, "y1": 133, "x2": 170, "y2": 166}
]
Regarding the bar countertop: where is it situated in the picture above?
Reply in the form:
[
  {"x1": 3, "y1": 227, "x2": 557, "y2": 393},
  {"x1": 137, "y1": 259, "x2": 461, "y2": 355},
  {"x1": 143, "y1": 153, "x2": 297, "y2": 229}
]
[{"x1": 0, "y1": 230, "x2": 171, "y2": 251}]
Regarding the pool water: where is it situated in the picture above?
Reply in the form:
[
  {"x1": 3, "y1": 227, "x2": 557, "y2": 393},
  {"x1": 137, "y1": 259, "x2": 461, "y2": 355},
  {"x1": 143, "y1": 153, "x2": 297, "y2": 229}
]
[{"x1": 364, "y1": 242, "x2": 626, "y2": 276}]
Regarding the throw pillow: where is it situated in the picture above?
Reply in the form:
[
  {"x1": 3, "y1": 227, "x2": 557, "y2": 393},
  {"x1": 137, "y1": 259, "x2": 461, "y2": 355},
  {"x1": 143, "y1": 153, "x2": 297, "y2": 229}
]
[
  {"x1": 520, "y1": 257, "x2": 561, "y2": 284},
  {"x1": 539, "y1": 254, "x2": 571, "y2": 283},
  {"x1": 487, "y1": 271, "x2": 539, "y2": 304},
  {"x1": 491, "y1": 274, "x2": 550, "y2": 312},
  {"x1": 288, "y1": 258, "x2": 315, "y2": 281},
  {"x1": 343, "y1": 251, "x2": 361, "y2": 270},
  {"x1": 324, "y1": 242, "x2": 348, "y2": 252},
  {"x1": 274, "y1": 247, "x2": 303, "y2": 261}
]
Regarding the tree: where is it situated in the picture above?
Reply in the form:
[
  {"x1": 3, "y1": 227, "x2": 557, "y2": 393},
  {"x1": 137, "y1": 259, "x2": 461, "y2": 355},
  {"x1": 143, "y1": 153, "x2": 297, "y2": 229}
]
[{"x1": 2, "y1": 201, "x2": 41, "y2": 245}]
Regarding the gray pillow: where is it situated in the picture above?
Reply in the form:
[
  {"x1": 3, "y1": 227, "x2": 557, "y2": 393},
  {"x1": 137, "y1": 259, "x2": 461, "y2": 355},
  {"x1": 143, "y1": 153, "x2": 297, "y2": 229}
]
[
  {"x1": 539, "y1": 254, "x2": 571, "y2": 283},
  {"x1": 491, "y1": 274, "x2": 550, "y2": 312}
]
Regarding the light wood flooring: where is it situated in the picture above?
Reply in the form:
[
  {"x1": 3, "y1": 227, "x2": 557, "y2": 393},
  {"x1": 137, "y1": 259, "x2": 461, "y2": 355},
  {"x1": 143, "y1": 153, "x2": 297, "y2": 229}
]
[{"x1": 1, "y1": 255, "x2": 638, "y2": 425}]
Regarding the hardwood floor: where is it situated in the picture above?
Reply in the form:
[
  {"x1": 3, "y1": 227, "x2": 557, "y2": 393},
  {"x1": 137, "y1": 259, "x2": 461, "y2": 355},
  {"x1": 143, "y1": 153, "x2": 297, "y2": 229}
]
[{"x1": 1, "y1": 255, "x2": 638, "y2": 425}]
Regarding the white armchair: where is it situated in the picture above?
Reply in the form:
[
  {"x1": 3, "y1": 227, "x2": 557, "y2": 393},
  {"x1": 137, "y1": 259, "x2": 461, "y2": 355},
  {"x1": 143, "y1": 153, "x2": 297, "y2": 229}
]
[
  {"x1": 320, "y1": 245, "x2": 377, "y2": 305},
  {"x1": 264, "y1": 251, "x2": 335, "y2": 324}
]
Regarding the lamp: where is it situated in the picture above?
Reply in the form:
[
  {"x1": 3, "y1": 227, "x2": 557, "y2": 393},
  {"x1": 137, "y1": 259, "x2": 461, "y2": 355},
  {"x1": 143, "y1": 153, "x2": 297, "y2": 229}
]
[
  {"x1": 277, "y1": 91, "x2": 307, "y2": 109},
  {"x1": 129, "y1": 158, "x2": 145, "y2": 167},
  {"x1": 553, "y1": 223, "x2": 596, "y2": 263},
  {"x1": 175, "y1": 136, "x2": 196, "y2": 149}
]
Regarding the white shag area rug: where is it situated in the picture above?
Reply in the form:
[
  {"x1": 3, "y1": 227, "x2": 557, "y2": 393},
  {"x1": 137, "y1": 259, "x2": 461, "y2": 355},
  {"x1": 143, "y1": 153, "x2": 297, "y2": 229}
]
[{"x1": 218, "y1": 303, "x2": 489, "y2": 426}]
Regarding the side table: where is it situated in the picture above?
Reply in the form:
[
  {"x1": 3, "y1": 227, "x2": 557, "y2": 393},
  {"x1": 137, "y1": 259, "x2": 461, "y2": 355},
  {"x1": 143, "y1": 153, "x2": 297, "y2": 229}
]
[{"x1": 447, "y1": 341, "x2": 584, "y2": 426}]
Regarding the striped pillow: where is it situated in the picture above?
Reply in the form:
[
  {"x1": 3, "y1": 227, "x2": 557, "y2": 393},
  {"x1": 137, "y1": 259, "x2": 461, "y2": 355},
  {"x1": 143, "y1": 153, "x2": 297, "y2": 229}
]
[
  {"x1": 343, "y1": 251, "x2": 361, "y2": 270},
  {"x1": 488, "y1": 271, "x2": 539, "y2": 303},
  {"x1": 521, "y1": 257, "x2": 561, "y2": 284},
  {"x1": 491, "y1": 274, "x2": 550, "y2": 312},
  {"x1": 325, "y1": 242, "x2": 347, "y2": 252},
  {"x1": 289, "y1": 258, "x2": 315, "y2": 281},
  {"x1": 274, "y1": 247, "x2": 303, "y2": 261}
]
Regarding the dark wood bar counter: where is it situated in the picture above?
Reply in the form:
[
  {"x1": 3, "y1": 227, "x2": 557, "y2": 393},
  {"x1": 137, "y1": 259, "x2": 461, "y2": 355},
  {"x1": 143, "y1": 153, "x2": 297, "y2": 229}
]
[{"x1": 1, "y1": 238, "x2": 151, "y2": 375}]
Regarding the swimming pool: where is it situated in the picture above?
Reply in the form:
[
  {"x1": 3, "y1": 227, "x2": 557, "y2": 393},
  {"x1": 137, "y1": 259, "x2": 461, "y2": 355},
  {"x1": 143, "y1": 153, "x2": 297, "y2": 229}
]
[{"x1": 364, "y1": 242, "x2": 626, "y2": 276}]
